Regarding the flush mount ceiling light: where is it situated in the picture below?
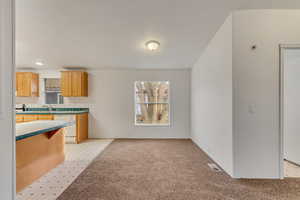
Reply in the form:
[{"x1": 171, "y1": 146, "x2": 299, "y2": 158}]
[
  {"x1": 35, "y1": 59, "x2": 45, "y2": 66},
  {"x1": 145, "y1": 40, "x2": 160, "y2": 51}
]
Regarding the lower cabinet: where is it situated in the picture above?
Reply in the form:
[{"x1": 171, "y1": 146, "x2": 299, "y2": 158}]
[
  {"x1": 37, "y1": 115, "x2": 54, "y2": 120},
  {"x1": 23, "y1": 115, "x2": 38, "y2": 122},
  {"x1": 16, "y1": 114, "x2": 53, "y2": 123},
  {"x1": 16, "y1": 115, "x2": 25, "y2": 123},
  {"x1": 76, "y1": 113, "x2": 89, "y2": 143}
]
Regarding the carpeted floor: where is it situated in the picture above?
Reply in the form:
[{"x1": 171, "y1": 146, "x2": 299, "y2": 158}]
[{"x1": 58, "y1": 139, "x2": 300, "y2": 200}]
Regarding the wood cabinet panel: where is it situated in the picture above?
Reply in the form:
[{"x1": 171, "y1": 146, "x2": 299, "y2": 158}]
[
  {"x1": 16, "y1": 72, "x2": 39, "y2": 97},
  {"x1": 16, "y1": 114, "x2": 53, "y2": 123},
  {"x1": 71, "y1": 72, "x2": 81, "y2": 96},
  {"x1": 61, "y1": 72, "x2": 72, "y2": 96},
  {"x1": 37, "y1": 115, "x2": 54, "y2": 120},
  {"x1": 76, "y1": 113, "x2": 88, "y2": 143},
  {"x1": 16, "y1": 115, "x2": 24, "y2": 123},
  {"x1": 61, "y1": 71, "x2": 88, "y2": 97},
  {"x1": 82, "y1": 72, "x2": 88, "y2": 96},
  {"x1": 23, "y1": 73, "x2": 32, "y2": 96},
  {"x1": 16, "y1": 73, "x2": 26, "y2": 96},
  {"x1": 23, "y1": 115, "x2": 38, "y2": 122},
  {"x1": 31, "y1": 73, "x2": 39, "y2": 97}
]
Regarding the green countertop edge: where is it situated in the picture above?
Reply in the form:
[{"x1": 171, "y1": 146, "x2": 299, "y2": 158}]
[
  {"x1": 16, "y1": 108, "x2": 89, "y2": 115},
  {"x1": 16, "y1": 121, "x2": 75, "y2": 141},
  {"x1": 16, "y1": 111, "x2": 89, "y2": 115},
  {"x1": 26, "y1": 108, "x2": 89, "y2": 111}
]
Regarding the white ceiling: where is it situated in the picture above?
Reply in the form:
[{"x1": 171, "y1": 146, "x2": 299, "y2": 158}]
[
  {"x1": 15, "y1": 0, "x2": 300, "y2": 69},
  {"x1": 242, "y1": 0, "x2": 300, "y2": 9}
]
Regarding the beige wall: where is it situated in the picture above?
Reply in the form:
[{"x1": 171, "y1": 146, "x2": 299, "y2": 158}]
[
  {"x1": 191, "y1": 15, "x2": 233, "y2": 176},
  {"x1": 233, "y1": 10, "x2": 300, "y2": 178}
]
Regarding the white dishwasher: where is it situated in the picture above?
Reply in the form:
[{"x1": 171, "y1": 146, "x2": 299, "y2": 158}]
[{"x1": 54, "y1": 115, "x2": 76, "y2": 143}]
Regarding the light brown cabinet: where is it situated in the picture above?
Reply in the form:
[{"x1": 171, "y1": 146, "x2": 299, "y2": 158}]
[
  {"x1": 16, "y1": 72, "x2": 39, "y2": 97},
  {"x1": 36, "y1": 115, "x2": 54, "y2": 120},
  {"x1": 76, "y1": 113, "x2": 89, "y2": 143},
  {"x1": 16, "y1": 114, "x2": 54, "y2": 123},
  {"x1": 16, "y1": 115, "x2": 25, "y2": 123},
  {"x1": 61, "y1": 71, "x2": 88, "y2": 97}
]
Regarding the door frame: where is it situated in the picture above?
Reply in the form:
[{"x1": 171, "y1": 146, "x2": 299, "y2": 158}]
[
  {"x1": 0, "y1": 0, "x2": 15, "y2": 199},
  {"x1": 279, "y1": 44, "x2": 300, "y2": 179}
]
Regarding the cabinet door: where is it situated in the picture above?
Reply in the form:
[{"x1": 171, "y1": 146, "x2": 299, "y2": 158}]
[
  {"x1": 61, "y1": 72, "x2": 72, "y2": 96},
  {"x1": 16, "y1": 73, "x2": 30, "y2": 96},
  {"x1": 71, "y1": 72, "x2": 88, "y2": 96},
  {"x1": 71, "y1": 72, "x2": 82, "y2": 96},
  {"x1": 61, "y1": 71, "x2": 88, "y2": 97},
  {"x1": 76, "y1": 113, "x2": 88, "y2": 143},
  {"x1": 16, "y1": 115, "x2": 24, "y2": 123},
  {"x1": 31, "y1": 73, "x2": 39, "y2": 97},
  {"x1": 23, "y1": 115, "x2": 38, "y2": 122},
  {"x1": 16, "y1": 72, "x2": 39, "y2": 97},
  {"x1": 81, "y1": 72, "x2": 88, "y2": 96},
  {"x1": 23, "y1": 73, "x2": 32, "y2": 96},
  {"x1": 16, "y1": 73, "x2": 23, "y2": 96},
  {"x1": 38, "y1": 115, "x2": 53, "y2": 120}
]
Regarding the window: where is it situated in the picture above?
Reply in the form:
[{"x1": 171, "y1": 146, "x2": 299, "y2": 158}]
[
  {"x1": 135, "y1": 81, "x2": 170, "y2": 126},
  {"x1": 44, "y1": 78, "x2": 64, "y2": 104}
]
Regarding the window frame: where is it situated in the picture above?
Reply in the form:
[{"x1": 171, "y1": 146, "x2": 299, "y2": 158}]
[{"x1": 134, "y1": 81, "x2": 171, "y2": 127}]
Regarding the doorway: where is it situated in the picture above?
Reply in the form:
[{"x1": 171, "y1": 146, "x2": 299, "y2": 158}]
[{"x1": 280, "y1": 44, "x2": 300, "y2": 178}]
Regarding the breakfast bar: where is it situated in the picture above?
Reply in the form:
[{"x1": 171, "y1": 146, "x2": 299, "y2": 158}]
[
  {"x1": 16, "y1": 120, "x2": 73, "y2": 192},
  {"x1": 16, "y1": 108, "x2": 89, "y2": 144}
]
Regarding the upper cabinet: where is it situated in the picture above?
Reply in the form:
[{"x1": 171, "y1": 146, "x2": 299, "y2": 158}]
[
  {"x1": 16, "y1": 72, "x2": 39, "y2": 97},
  {"x1": 61, "y1": 71, "x2": 88, "y2": 97}
]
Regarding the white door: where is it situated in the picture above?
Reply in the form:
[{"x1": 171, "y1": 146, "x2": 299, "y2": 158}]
[
  {"x1": 284, "y1": 48, "x2": 300, "y2": 165},
  {"x1": 0, "y1": 0, "x2": 15, "y2": 199}
]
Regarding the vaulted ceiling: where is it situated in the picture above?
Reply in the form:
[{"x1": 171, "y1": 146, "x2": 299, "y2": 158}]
[{"x1": 15, "y1": 0, "x2": 300, "y2": 69}]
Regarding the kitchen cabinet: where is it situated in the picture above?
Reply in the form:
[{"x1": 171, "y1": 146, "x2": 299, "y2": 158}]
[
  {"x1": 16, "y1": 115, "x2": 24, "y2": 123},
  {"x1": 23, "y1": 115, "x2": 38, "y2": 122},
  {"x1": 16, "y1": 114, "x2": 54, "y2": 123},
  {"x1": 37, "y1": 115, "x2": 54, "y2": 120},
  {"x1": 61, "y1": 71, "x2": 88, "y2": 97},
  {"x1": 16, "y1": 72, "x2": 39, "y2": 97},
  {"x1": 76, "y1": 113, "x2": 89, "y2": 143}
]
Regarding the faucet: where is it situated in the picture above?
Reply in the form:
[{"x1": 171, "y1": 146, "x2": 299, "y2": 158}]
[
  {"x1": 16, "y1": 104, "x2": 26, "y2": 112},
  {"x1": 22, "y1": 104, "x2": 26, "y2": 111}
]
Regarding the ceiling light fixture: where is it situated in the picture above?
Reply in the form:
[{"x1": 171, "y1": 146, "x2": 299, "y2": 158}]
[
  {"x1": 145, "y1": 40, "x2": 160, "y2": 51},
  {"x1": 35, "y1": 60, "x2": 45, "y2": 66}
]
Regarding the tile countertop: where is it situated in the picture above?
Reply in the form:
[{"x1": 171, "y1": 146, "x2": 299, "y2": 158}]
[
  {"x1": 16, "y1": 120, "x2": 75, "y2": 141},
  {"x1": 16, "y1": 108, "x2": 89, "y2": 115}
]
